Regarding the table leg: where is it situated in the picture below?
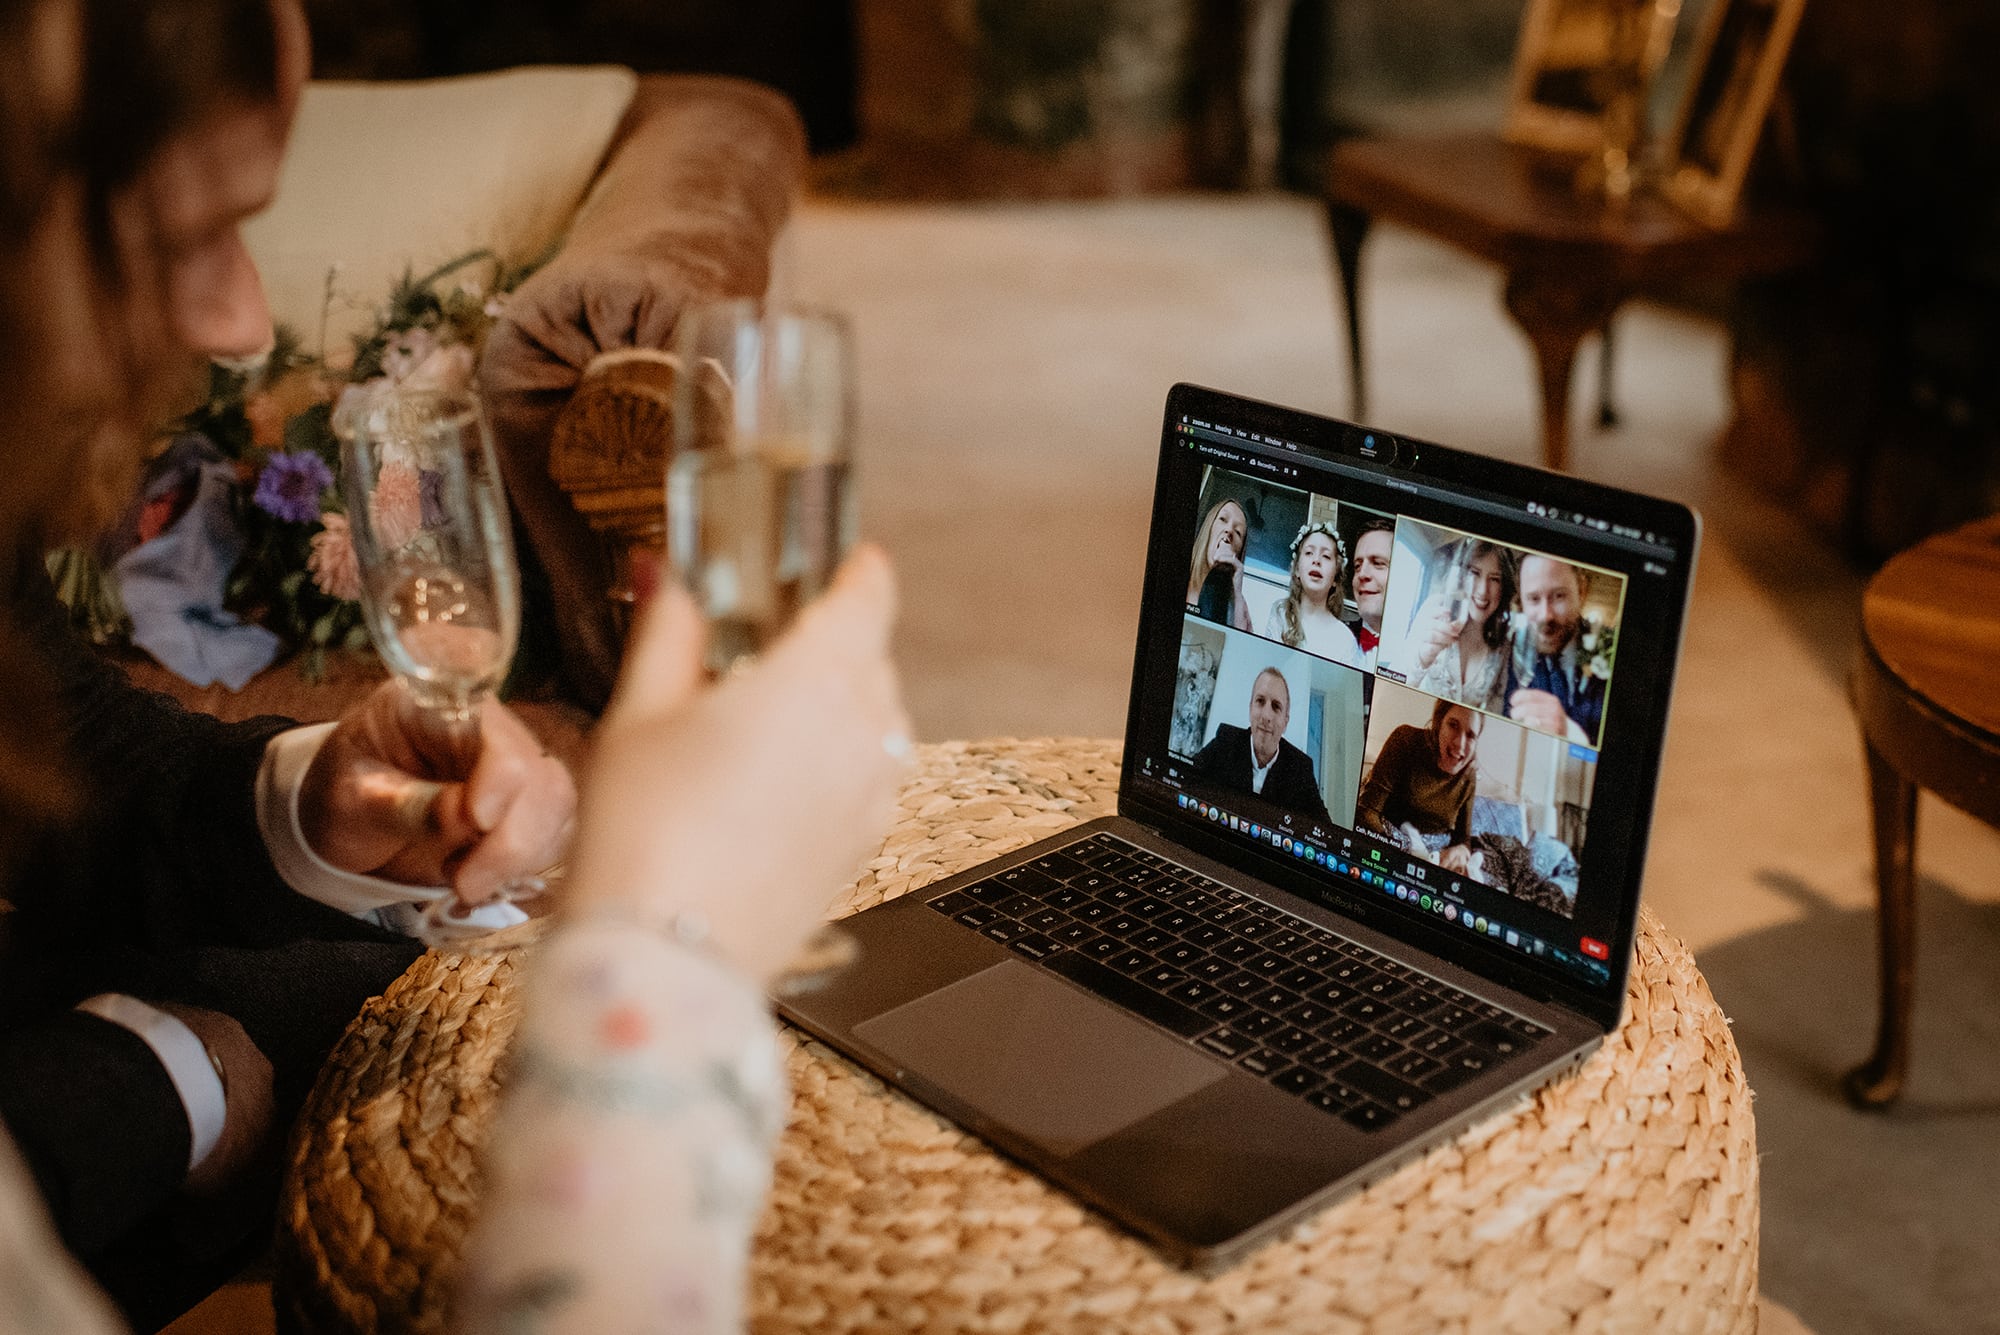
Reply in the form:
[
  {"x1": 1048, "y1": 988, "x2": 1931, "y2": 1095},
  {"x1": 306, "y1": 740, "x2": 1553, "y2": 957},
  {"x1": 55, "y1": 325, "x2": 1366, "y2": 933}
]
[
  {"x1": 1501, "y1": 271, "x2": 1620, "y2": 473},
  {"x1": 1845, "y1": 737, "x2": 1918, "y2": 1109},
  {"x1": 1324, "y1": 200, "x2": 1372, "y2": 421}
]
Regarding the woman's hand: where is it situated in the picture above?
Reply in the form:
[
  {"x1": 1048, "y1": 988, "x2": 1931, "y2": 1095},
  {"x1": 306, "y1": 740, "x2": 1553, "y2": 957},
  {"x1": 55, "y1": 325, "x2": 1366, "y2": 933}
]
[
  {"x1": 562, "y1": 546, "x2": 911, "y2": 985},
  {"x1": 1409, "y1": 595, "x2": 1462, "y2": 671}
]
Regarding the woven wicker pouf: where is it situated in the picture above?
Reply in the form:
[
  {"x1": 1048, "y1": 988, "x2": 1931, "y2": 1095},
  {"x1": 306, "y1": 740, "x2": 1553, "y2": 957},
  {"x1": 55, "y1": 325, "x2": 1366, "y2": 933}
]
[{"x1": 275, "y1": 738, "x2": 1759, "y2": 1334}]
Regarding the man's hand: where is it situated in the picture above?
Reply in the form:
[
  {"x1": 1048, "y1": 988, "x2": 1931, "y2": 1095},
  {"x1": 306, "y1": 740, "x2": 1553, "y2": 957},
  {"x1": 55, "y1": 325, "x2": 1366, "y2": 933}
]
[
  {"x1": 298, "y1": 682, "x2": 577, "y2": 906},
  {"x1": 150, "y1": 1003, "x2": 273, "y2": 1198},
  {"x1": 1507, "y1": 688, "x2": 1570, "y2": 737}
]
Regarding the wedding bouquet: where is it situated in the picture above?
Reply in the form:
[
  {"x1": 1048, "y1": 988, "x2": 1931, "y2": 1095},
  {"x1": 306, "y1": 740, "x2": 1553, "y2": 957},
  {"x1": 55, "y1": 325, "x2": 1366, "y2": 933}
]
[{"x1": 52, "y1": 250, "x2": 529, "y2": 685}]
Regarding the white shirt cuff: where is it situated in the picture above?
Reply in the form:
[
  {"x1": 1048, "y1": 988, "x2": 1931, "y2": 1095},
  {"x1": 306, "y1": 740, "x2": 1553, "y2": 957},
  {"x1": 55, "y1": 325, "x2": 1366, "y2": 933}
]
[
  {"x1": 256, "y1": 724, "x2": 527, "y2": 932},
  {"x1": 75, "y1": 994, "x2": 225, "y2": 1175}
]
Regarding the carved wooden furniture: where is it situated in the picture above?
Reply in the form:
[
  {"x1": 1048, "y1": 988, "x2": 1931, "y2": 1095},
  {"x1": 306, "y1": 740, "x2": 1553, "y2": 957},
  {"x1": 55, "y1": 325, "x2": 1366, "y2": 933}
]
[
  {"x1": 481, "y1": 75, "x2": 806, "y2": 710},
  {"x1": 1322, "y1": 133, "x2": 1817, "y2": 471},
  {"x1": 1845, "y1": 515, "x2": 2000, "y2": 1107}
]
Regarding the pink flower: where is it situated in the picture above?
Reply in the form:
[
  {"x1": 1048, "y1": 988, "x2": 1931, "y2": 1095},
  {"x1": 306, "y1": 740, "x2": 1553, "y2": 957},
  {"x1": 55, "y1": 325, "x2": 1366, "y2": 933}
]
[
  {"x1": 370, "y1": 461, "x2": 423, "y2": 549},
  {"x1": 309, "y1": 513, "x2": 362, "y2": 601}
]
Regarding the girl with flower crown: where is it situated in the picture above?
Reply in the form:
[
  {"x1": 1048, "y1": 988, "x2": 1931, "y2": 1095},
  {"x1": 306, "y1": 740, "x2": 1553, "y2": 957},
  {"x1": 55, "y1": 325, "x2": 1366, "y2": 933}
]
[{"x1": 1263, "y1": 521, "x2": 1363, "y2": 667}]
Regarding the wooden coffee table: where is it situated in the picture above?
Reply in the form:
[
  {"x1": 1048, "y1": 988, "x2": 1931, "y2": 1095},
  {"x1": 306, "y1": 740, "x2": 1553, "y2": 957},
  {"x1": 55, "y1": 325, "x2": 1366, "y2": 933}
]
[
  {"x1": 276, "y1": 739, "x2": 1761, "y2": 1333},
  {"x1": 1846, "y1": 515, "x2": 2000, "y2": 1107}
]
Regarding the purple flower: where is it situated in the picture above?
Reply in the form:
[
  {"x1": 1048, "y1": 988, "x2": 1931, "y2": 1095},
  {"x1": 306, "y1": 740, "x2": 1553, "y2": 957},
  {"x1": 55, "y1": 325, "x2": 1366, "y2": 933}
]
[{"x1": 252, "y1": 450, "x2": 335, "y2": 524}]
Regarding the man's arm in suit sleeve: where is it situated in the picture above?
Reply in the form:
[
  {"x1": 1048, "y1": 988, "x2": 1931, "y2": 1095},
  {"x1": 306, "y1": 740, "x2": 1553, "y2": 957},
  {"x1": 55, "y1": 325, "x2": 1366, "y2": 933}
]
[
  {"x1": 1301, "y1": 758, "x2": 1335, "y2": 831},
  {"x1": 1276, "y1": 746, "x2": 1335, "y2": 831},
  {"x1": 0, "y1": 1012, "x2": 190, "y2": 1256},
  {"x1": 10, "y1": 554, "x2": 346, "y2": 945},
  {"x1": 1188, "y1": 728, "x2": 1230, "y2": 783}
]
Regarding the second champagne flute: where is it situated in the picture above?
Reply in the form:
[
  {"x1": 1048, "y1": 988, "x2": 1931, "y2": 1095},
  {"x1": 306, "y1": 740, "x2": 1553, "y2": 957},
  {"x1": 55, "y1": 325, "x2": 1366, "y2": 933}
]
[
  {"x1": 667, "y1": 300, "x2": 855, "y2": 674},
  {"x1": 339, "y1": 385, "x2": 540, "y2": 947}
]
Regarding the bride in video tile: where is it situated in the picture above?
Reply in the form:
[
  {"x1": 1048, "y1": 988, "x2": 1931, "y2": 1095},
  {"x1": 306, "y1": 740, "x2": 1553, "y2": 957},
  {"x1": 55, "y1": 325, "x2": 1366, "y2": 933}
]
[{"x1": 1406, "y1": 537, "x2": 1516, "y2": 715}]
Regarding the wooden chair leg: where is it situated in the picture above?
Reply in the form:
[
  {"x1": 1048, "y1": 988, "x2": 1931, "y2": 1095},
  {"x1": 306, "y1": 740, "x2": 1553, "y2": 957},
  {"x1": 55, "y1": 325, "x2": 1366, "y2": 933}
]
[
  {"x1": 1324, "y1": 200, "x2": 1372, "y2": 421},
  {"x1": 1501, "y1": 271, "x2": 1619, "y2": 473},
  {"x1": 1845, "y1": 737, "x2": 1919, "y2": 1108}
]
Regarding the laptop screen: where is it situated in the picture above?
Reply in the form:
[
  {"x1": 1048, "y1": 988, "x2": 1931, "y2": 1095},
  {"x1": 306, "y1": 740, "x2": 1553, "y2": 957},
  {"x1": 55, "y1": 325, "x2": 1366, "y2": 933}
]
[{"x1": 1122, "y1": 385, "x2": 1698, "y2": 1026}]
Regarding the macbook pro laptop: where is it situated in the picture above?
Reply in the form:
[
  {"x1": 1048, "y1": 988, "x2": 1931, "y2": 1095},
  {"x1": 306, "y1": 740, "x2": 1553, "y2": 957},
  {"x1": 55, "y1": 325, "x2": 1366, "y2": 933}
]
[{"x1": 780, "y1": 383, "x2": 1700, "y2": 1270}]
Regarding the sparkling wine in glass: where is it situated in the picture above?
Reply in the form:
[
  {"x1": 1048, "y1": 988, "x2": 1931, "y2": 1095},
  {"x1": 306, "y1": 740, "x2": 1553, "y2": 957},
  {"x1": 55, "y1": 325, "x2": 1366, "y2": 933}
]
[
  {"x1": 1445, "y1": 558, "x2": 1477, "y2": 632},
  {"x1": 339, "y1": 385, "x2": 538, "y2": 947},
  {"x1": 667, "y1": 302, "x2": 855, "y2": 675}
]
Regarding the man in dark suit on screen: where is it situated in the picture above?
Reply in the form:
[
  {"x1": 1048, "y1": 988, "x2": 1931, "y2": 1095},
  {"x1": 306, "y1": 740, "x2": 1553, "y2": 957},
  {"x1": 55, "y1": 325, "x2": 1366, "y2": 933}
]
[{"x1": 1190, "y1": 667, "x2": 1333, "y2": 829}]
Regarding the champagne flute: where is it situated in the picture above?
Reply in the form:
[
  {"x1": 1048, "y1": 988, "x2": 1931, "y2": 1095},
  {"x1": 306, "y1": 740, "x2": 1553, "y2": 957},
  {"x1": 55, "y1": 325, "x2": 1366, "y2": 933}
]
[
  {"x1": 338, "y1": 385, "x2": 541, "y2": 948},
  {"x1": 1445, "y1": 558, "x2": 1477, "y2": 634},
  {"x1": 667, "y1": 301, "x2": 855, "y2": 675},
  {"x1": 666, "y1": 300, "x2": 864, "y2": 987}
]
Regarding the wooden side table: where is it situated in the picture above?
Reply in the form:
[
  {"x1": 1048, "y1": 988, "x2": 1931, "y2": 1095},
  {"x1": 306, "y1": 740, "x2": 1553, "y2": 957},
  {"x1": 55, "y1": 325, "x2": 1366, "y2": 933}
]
[
  {"x1": 1846, "y1": 515, "x2": 2000, "y2": 1107},
  {"x1": 1323, "y1": 133, "x2": 1817, "y2": 471},
  {"x1": 276, "y1": 739, "x2": 1761, "y2": 1333}
]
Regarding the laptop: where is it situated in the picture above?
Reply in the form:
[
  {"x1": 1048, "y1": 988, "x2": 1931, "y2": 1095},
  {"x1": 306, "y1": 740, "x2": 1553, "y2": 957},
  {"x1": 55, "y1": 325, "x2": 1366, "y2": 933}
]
[{"x1": 779, "y1": 383, "x2": 1700, "y2": 1271}]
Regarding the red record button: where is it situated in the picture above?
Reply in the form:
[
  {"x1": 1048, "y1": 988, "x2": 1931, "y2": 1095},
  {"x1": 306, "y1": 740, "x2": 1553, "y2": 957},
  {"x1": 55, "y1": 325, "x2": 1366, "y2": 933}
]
[{"x1": 1580, "y1": 936, "x2": 1610, "y2": 961}]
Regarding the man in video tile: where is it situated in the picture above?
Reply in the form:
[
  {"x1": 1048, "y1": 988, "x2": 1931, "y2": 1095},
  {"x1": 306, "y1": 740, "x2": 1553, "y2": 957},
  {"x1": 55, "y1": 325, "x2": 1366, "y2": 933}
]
[
  {"x1": 1355, "y1": 701, "x2": 1481, "y2": 873},
  {"x1": 1505, "y1": 555, "x2": 1605, "y2": 746},
  {"x1": 1343, "y1": 518, "x2": 1393, "y2": 667},
  {"x1": 1190, "y1": 667, "x2": 1333, "y2": 828}
]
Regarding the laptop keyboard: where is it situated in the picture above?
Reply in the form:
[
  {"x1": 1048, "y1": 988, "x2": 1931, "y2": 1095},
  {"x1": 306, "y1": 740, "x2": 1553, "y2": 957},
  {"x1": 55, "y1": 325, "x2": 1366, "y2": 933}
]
[{"x1": 923, "y1": 832, "x2": 1551, "y2": 1133}]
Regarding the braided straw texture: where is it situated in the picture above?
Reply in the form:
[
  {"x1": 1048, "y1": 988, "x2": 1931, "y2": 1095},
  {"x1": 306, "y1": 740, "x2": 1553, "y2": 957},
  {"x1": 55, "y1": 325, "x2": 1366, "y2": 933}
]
[{"x1": 275, "y1": 738, "x2": 1758, "y2": 1335}]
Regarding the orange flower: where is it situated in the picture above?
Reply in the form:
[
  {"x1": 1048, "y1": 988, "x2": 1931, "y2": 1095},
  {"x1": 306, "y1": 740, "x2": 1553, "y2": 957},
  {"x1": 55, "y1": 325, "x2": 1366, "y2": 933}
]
[{"x1": 243, "y1": 392, "x2": 286, "y2": 448}]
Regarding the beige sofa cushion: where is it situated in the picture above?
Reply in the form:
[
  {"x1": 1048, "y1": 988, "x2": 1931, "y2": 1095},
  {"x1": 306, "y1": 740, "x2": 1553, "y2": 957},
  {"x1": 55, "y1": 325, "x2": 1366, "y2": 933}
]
[{"x1": 243, "y1": 66, "x2": 639, "y2": 351}]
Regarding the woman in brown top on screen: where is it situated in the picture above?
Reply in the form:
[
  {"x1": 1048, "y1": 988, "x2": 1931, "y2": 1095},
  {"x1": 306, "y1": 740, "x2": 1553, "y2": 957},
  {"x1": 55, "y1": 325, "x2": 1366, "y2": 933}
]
[{"x1": 1355, "y1": 700, "x2": 1482, "y2": 875}]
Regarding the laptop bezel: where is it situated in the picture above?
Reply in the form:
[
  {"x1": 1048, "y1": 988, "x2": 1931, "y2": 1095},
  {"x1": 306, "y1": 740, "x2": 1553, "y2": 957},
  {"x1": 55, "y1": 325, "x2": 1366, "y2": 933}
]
[{"x1": 1118, "y1": 383, "x2": 1700, "y2": 1034}]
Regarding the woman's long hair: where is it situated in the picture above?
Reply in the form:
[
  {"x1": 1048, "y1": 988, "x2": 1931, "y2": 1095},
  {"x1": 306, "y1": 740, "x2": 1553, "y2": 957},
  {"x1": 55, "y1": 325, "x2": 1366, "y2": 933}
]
[
  {"x1": 0, "y1": 0, "x2": 279, "y2": 869},
  {"x1": 1186, "y1": 498, "x2": 1246, "y2": 601},
  {"x1": 1275, "y1": 522, "x2": 1345, "y2": 650}
]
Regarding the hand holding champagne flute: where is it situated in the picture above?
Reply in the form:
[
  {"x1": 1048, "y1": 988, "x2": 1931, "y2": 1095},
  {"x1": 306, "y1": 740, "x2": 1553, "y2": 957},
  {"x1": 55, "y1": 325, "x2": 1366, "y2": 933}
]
[
  {"x1": 666, "y1": 300, "x2": 887, "y2": 983},
  {"x1": 338, "y1": 385, "x2": 549, "y2": 947}
]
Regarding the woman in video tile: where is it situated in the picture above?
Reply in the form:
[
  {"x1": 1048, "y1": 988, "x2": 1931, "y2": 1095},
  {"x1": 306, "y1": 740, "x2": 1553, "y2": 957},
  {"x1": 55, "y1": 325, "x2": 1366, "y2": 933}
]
[
  {"x1": 1356, "y1": 699, "x2": 1481, "y2": 874},
  {"x1": 1185, "y1": 498, "x2": 1253, "y2": 631},
  {"x1": 1263, "y1": 521, "x2": 1363, "y2": 667},
  {"x1": 1406, "y1": 538, "x2": 1517, "y2": 714}
]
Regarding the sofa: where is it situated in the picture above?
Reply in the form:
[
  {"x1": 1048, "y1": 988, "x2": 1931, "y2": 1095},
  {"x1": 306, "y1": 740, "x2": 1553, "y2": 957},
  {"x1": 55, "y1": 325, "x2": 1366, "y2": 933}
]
[{"x1": 220, "y1": 64, "x2": 807, "y2": 722}]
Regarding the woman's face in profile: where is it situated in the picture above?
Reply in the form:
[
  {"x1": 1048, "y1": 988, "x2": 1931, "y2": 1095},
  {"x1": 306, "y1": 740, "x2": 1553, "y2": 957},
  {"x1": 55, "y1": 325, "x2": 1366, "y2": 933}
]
[
  {"x1": 1467, "y1": 549, "x2": 1504, "y2": 626},
  {"x1": 1208, "y1": 503, "x2": 1246, "y2": 565},
  {"x1": 1295, "y1": 531, "x2": 1339, "y2": 598}
]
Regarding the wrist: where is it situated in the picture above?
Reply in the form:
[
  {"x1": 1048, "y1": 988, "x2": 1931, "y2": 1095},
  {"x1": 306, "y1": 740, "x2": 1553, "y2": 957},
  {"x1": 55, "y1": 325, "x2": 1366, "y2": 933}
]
[
  {"x1": 561, "y1": 881, "x2": 793, "y2": 986},
  {"x1": 75, "y1": 995, "x2": 228, "y2": 1176}
]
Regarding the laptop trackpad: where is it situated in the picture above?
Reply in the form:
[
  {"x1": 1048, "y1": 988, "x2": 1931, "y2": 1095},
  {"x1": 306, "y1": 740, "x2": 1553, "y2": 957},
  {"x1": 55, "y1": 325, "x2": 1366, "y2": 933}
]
[{"x1": 853, "y1": 960, "x2": 1225, "y2": 1157}]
